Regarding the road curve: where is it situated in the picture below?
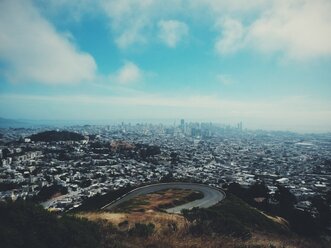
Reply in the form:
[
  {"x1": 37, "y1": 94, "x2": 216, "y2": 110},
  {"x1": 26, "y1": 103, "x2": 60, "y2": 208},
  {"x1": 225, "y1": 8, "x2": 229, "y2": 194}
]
[{"x1": 101, "y1": 182, "x2": 226, "y2": 214}]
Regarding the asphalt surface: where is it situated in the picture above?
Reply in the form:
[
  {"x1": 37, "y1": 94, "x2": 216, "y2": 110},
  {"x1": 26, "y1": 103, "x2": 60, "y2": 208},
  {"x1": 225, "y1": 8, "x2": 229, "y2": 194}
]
[{"x1": 102, "y1": 182, "x2": 226, "y2": 214}]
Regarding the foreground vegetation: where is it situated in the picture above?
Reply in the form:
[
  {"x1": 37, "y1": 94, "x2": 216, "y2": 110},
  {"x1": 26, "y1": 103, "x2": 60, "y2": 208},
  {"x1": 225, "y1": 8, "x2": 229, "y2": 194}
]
[
  {"x1": 226, "y1": 182, "x2": 331, "y2": 236},
  {"x1": 1, "y1": 188, "x2": 329, "y2": 248},
  {"x1": 0, "y1": 200, "x2": 101, "y2": 248},
  {"x1": 182, "y1": 193, "x2": 288, "y2": 240}
]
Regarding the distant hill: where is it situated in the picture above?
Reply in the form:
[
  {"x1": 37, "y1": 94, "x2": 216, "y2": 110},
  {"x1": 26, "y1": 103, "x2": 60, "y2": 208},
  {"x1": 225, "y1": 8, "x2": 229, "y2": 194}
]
[
  {"x1": 29, "y1": 130, "x2": 85, "y2": 142},
  {"x1": 0, "y1": 117, "x2": 27, "y2": 128}
]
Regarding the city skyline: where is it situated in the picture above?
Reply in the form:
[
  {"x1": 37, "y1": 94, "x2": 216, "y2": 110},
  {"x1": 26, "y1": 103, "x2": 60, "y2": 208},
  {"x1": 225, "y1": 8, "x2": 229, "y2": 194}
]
[{"x1": 1, "y1": 0, "x2": 331, "y2": 133}]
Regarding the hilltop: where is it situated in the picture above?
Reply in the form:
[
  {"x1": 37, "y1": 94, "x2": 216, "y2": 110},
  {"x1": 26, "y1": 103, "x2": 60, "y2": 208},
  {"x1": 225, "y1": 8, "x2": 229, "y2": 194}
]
[
  {"x1": 29, "y1": 130, "x2": 85, "y2": 142},
  {"x1": 77, "y1": 192, "x2": 328, "y2": 248}
]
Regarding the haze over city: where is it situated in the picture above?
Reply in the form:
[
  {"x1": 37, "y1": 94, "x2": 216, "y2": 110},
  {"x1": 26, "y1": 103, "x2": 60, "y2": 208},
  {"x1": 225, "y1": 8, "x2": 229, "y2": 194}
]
[{"x1": 1, "y1": 0, "x2": 331, "y2": 132}]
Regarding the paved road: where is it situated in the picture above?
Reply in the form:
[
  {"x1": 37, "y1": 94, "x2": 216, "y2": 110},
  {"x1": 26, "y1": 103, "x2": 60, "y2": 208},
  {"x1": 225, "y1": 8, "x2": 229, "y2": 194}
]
[{"x1": 102, "y1": 182, "x2": 226, "y2": 214}]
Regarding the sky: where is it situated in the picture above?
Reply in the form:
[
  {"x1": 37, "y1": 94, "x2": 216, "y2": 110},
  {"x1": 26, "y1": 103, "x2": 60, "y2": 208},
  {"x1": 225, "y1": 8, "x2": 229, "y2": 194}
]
[{"x1": 0, "y1": 0, "x2": 331, "y2": 132}]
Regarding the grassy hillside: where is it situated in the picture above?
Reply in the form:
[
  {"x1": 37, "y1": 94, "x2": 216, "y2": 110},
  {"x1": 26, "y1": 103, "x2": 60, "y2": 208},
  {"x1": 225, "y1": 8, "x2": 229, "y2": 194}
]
[
  {"x1": 0, "y1": 201, "x2": 101, "y2": 248},
  {"x1": 1, "y1": 193, "x2": 329, "y2": 248},
  {"x1": 186, "y1": 193, "x2": 289, "y2": 236},
  {"x1": 77, "y1": 193, "x2": 329, "y2": 248}
]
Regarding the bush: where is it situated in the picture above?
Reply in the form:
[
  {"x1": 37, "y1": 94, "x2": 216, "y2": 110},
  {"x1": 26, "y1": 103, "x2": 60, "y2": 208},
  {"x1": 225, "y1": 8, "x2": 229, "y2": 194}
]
[
  {"x1": 0, "y1": 200, "x2": 101, "y2": 248},
  {"x1": 118, "y1": 220, "x2": 129, "y2": 228},
  {"x1": 33, "y1": 184, "x2": 68, "y2": 202},
  {"x1": 183, "y1": 207, "x2": 251, "y2": 239},
  {"x1": 128, "y1": 223, "x2": 155, "y2": 238}
]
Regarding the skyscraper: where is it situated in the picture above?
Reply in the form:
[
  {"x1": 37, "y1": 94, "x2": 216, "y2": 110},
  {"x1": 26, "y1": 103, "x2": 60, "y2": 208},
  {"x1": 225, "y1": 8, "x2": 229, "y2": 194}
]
[{"x1": 180, "y1": 119, "x2": 185, "y2": 133}]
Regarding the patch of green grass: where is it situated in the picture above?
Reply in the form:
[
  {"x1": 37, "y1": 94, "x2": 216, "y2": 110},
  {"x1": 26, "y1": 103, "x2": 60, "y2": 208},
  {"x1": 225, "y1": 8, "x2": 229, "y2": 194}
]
[{"x1": 211, "y1": 194, "x2": 287, "y2": 234}]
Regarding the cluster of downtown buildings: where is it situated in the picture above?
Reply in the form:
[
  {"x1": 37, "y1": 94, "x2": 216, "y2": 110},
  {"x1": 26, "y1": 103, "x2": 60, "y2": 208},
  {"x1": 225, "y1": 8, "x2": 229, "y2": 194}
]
[{"x1": 0, "y1": 121, "x2": 330, "y2": 212}]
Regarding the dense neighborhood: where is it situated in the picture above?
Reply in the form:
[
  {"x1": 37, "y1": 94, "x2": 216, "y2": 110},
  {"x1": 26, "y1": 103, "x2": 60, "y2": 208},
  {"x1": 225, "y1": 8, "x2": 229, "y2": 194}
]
[{"x1": 0, "y1": 122, "x2": 330, "y2": 215}]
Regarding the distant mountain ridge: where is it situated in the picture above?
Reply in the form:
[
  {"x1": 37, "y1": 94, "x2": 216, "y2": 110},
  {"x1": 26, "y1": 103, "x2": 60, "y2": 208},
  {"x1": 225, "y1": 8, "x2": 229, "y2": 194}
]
[
  {"x1": 0, "y1": 117, "x2": 101, "y2": 128},
  {"x1": 0, "y1": 117, "x2": 27, "y2": 128}
]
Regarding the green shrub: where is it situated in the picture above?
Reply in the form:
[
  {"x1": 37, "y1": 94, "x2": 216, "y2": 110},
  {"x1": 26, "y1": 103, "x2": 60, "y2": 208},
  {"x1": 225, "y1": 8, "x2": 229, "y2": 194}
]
[
  {"x1": 128, "y1": 223, "x2": 155, "y2": 238},
  {"x1": 0, "y1": 200, "x2": 101, "y2": 248}
]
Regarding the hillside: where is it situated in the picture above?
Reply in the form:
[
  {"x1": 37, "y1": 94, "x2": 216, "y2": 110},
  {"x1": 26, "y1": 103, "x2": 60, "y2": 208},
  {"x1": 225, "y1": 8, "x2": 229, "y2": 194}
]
[
  {"x1": 29, "y1": 130, "x2": 85, "y2": 142},
  {"x1": 1, "y1": 194, "x2": 329, "y2": 248},
  {"x1": 0, "y1": 201, "x2": 101, "y2": 248},
  {"x1": 76, "y1": 193, "x2": 329, "y2": 248}
]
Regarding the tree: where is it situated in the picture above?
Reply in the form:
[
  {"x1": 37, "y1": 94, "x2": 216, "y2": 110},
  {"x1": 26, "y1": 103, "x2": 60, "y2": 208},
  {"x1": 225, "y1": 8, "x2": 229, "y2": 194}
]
[
  {"x1": 273, "y1": 185, "x2": 296, "y2": 213},
  {"x1": 311, "y1": 195, "x2": 331, "y2": 229},
  {"x1": 228, "y1": 182, "x2": 247, "y2": 200},
  {"x1": 248, "y1": 182, "x2": 269, "y2": 199}
]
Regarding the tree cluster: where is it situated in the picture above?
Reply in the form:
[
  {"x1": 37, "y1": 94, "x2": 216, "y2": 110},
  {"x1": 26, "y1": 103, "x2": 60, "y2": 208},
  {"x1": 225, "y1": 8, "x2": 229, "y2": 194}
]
[
  {"x1": 29, "y1": 131, "x2": 84, "y2": 142},
  {"x1": 33, "y1": 184, "x2": 68, "y2": 202},
  {"x1": 226, "y1": 182, "x2": 331, "y2": 236}
]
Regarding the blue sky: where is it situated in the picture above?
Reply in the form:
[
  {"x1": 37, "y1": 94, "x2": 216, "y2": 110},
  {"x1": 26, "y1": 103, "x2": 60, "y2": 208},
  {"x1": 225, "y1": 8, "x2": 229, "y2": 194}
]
[{"x1": 1, "y1": 0, "x2": 331, "y2": 132}]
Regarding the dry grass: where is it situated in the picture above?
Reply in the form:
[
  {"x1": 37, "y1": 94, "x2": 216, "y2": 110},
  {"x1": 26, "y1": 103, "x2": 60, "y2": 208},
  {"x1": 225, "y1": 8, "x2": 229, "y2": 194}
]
[
  {"x1": 76, "y1": 211, "x2": 328, "y2": 248},
  {"x1": 125, "y1": 231, "x2": 327, "y2": 248},
  {"x1": 77, "y1": 211, "x2": 188, "y2": 234},
  {"x1": 258, "y1": 210, "x2": 290, "y2": 229},
  {"x1": 75, "y1": 191, "x2": 328, "y2": 248},
  {"x1": 77, "y1": 212, "x2": 127, "y2": 224}
]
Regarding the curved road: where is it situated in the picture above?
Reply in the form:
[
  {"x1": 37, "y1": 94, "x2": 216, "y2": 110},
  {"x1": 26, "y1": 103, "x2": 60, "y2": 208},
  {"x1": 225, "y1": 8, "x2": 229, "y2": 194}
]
[{"x1": 101, "y1": 182, "x2": 226, "y2": 214}]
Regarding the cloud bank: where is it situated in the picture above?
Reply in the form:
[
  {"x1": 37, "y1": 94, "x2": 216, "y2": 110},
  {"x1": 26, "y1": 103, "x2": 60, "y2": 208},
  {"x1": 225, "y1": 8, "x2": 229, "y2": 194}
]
[
  {"x1": 100, "y1": 0, "x2": 331, "y2": 60},
  {"x1": 28, "y1": 0, "x2": 331, "y2": 61},
  {"x1": 0, "y1": 0, "x2": 96, "y2": 84}
]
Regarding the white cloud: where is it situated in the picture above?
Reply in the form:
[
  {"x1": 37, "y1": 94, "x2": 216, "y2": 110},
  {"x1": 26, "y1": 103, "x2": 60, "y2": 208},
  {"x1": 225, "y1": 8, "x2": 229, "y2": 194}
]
[
  {"x1": 158, "y1": 20, "x2": 188, "y2": 47},
  {"x1": 101, "y1": 0, "x2": 185, "y2": 48},
  {"x1": 214, "y1": 0, "x2": 331, "y2": 60},
  {"x1": 215, "y1": 18, "x2": 245, "y2": 55},
  {"x1": 110, "y1": 62, "x2": 142, "y2": 84},
  {"x1": 114, "y1": 19, "x2": 148, "y2": 49},
  {"x1": 247, "y1": 0, "x2": 331, "y2": 60},
  {"x1": 0, "y1": 0, "x2": 96, "y2": 84},
  {"x1": 31, "y1": 0, "x2": 331, "y2": 60},
  {"x1": 101, "y1": 0, "x2": 155, "y2": 48}
]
